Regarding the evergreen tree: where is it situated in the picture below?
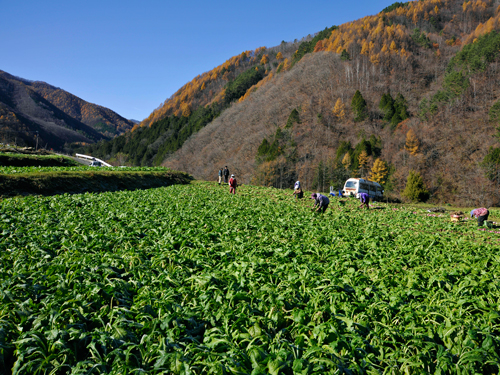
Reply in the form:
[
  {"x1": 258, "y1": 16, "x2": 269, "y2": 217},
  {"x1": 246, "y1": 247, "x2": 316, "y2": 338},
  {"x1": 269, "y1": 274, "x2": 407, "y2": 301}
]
[
  {"x1": 482, "y1": 147, "x2": 500, "y2": 184},
  {"x1": 285, "y1": 109, "x2": 300, "y2": 128},
  {"x1": 379, "y1": 93, "x2": 409, "y2": 129},
  {"x1": 340, "y1": 49, "x2": 350, "y2": 61},
  {"x1": 379, "y1": 93, "x2": 395, "y2": 121},
  {"x1": 402, "y1": 170, "x2": 430, "y2": 202},
  {"x1": 351, "y1": 90, "x2": 368, "y2": 122},
  {"x1": 489, "y1": 101, "x2": 500, "y2": 124}
]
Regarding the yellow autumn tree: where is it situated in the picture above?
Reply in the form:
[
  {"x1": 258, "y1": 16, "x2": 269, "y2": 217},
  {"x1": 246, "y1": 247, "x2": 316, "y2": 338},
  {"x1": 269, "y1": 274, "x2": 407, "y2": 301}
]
[
  {"x1": 361, "y1": 40, "x2": 369, "y2": 55},
  {"x1": 342, "y1": 153, "x2": 351, "y2": 170},
  {"x1": 405, "y1": 129, "x2": 420, "y2": 155},
  {"x1": 260, "y1": 54, "x2": 269, "y2": 65},
  {"x1": 390, "y1": 40, "x2": 398, "y2": 53},
  {"x1": 276, "y1": 52, "x2": 283, "y2": 60},
  {"x1": 370, "y1": 53, "x2": 380, "y2": 65},
  {"x1": 332, "y1": 98, "x2": 345, "y2": 120},
  {"x1": 370, "y1": 158, "x2": 389, "y2": 184},
  {"x1": 358, "y1": 150, "x2": 369, "y2": 177},
  {"x1": 181, "y1": 102, "x2": 191, "y2": 118}
]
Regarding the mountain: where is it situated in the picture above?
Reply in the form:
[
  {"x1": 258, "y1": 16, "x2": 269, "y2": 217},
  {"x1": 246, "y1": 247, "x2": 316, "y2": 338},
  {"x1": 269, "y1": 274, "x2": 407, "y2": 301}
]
[
  {"x1": 78, "y1": 0, "x2": 500, "y2": 206},
  {"x1": 0, "y1": 70, "x2": 134, "y2": 150}
]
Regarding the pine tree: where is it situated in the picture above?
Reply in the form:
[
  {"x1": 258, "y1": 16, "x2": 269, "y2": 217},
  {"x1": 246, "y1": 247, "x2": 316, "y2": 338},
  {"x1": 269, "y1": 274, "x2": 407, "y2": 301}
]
[
  {"x1": 402, "y1": 170, "x2": 429, "y2": 202},
  {"x1": 285, "y1": 109, "x2": 300, "y2": 128},
  {"x1": 340, "y1": 49, "x2": 351, "y2": 61},
  {"x1": 370, "y1": 158, "x2": 388, "y2": 184},
  {"x1": 351, "y1": 90, "x2": 368, "y2": 122}
]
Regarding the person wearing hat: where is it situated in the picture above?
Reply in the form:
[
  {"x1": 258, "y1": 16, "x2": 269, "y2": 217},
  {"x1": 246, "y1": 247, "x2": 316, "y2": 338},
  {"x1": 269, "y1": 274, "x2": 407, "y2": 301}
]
[
  {"x1": 311, "y1": 193, "x2": 329, "y2": 213},
  {"x1": 357, "y1": 192, "x2": 370, "y2": 209},
  {"x1": 229, "y1": 174, "x2": 238, "y2": 194},
  {"x1": 470, "y1": 207, "x2": 489, "y2": 227},
  {"x1": 292, "y1": 181, "x2": 304, "y2": 199}
]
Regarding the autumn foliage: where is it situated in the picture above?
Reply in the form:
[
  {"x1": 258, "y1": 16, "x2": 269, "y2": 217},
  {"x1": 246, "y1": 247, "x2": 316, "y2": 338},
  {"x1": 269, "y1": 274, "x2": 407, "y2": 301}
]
[{"x1": 83, "y1": 0, "x2": 500, "y2": 206}]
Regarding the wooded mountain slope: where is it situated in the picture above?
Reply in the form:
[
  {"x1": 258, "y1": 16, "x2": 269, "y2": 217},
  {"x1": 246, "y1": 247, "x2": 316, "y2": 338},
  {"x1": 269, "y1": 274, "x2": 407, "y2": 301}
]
[
  {"x1": 81, "y1": 0, "x2": 500, "y2": 206},
  {"x1": 0, "y1": 70, "x2": 134, "y2": 150}
]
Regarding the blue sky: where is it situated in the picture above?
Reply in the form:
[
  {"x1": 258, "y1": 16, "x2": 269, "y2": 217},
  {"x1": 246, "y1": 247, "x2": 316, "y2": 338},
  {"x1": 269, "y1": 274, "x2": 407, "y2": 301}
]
[{"x1": 1, "y1": 0, "x2": 396, "y2": 121}]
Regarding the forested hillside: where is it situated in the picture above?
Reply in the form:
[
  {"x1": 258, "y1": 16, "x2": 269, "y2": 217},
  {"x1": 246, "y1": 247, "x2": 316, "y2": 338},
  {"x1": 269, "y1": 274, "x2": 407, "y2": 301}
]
[
  {"x1": 79, "y1": 0, "x2": 500, "y2": 206},
  {"x1": 0, "y1": 70, "x2": 134, "y2": 150},
  {"x1": 26, "y1": 80, "x2": 134, "y2": 137}
]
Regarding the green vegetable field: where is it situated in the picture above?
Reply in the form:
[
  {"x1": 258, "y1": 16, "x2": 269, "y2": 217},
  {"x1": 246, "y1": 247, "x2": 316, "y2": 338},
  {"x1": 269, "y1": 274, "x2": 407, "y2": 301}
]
[
  {"x1": 1, "y1": 182, "x2": 499, "y2": 374},
  {"x1": 0, "y1": 166, "x2": 175, "y2": 175}
]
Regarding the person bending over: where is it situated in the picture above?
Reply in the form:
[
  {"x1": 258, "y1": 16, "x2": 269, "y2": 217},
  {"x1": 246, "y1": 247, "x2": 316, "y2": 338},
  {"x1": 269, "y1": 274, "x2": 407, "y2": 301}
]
[
  {"x1": 292, "y1": 181, "x2": 304, "y2": 199},
  {"x1": 311, "y1": 193, "x2": 329, "y2": 213},
  {"x1": 357, "y1": 192, "x2": 370, "y2": 209},
  {"x1": 470, "y1": 207, "x2": 489, "y2": 227}
]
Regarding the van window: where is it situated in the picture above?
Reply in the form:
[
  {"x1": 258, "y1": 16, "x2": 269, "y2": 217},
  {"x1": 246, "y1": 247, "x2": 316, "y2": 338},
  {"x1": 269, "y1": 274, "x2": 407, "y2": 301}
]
[
  {"x1": 345, "y1": 181, "x2": 357, "y2": 188},
  {"x1": 360, "y1": 183, "x2": 368, "y2": 190}
]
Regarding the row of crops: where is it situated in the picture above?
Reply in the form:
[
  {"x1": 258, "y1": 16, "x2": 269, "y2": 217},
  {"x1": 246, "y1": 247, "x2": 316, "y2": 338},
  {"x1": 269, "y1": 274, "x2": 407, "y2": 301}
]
[
  {"x1": 0, "y1": 166, "x2": 173, "y2": 174},
  {"x1": 1, "y1": 182, "x2": 500, "y2": 374}
]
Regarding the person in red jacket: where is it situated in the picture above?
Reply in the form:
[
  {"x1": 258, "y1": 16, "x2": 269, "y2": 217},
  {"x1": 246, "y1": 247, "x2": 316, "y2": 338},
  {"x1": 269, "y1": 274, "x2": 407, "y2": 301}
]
[{"x1": 229, "y1": 174, "x2": 237, "y2": 194}]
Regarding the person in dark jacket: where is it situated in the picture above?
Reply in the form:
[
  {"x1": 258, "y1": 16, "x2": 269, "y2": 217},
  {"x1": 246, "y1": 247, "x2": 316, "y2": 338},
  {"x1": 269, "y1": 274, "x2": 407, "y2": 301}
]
[
  {"x1": 223, "y1": 166, "x2": 230, "y2": 184},
  {"x1": 311, "y1": 193, "x2": 329, "y2": 213},
  {"x1": 357, "y1": 192, "x2": 370, "y2": 209},
  {"x1": 470, "y1": 207, "x2": 489, "y2": 227}
]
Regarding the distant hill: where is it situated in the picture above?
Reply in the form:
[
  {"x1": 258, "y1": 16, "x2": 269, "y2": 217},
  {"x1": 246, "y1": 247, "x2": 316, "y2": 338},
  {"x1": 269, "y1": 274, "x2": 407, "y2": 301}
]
[
  {"x1": 0, "y1": 70, "x2": 134, "y2": 150},
  {"x1": 77, "y1": 0, "x2": 500, "y2": 206}
]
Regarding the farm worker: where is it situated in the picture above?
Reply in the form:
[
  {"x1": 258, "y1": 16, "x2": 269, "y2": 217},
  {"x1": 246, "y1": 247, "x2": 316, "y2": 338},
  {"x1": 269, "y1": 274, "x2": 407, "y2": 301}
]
[
  {"x1": 229, "y1": 174, "x2": 237, "y2": 194},
  {"x1": 223, "y1": 166, "x2": 230, "y2": 184},
  {"x1": 292, "y1": 181, "x2": 304, "y2": 199},
  {"x1": 338, "y1": 190, "x2": 343, "y2": 198},
  {"x1": 470, "y1": 207, "x2": 489, "y2": 227},
  {"x1": 311, "y1": 193, "x2": 329, "y2": 213},
  {"x1": 218, "y1": 168, "x2": 223, "y2": 185},
  {"x1": 357, "y1": 192, "x2": 370, "y2": 209}
]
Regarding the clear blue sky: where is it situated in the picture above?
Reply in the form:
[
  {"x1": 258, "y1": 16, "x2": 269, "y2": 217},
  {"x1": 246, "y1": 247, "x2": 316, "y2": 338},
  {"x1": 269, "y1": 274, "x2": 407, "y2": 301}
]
[{"x1": 1, "y1": 0, "x2": 396, "y2": 121}]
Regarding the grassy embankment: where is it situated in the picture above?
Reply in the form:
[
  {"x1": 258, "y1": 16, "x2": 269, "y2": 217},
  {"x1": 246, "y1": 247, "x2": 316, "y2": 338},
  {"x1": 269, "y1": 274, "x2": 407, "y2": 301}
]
[{"x1": 0, "y1": 152, "x2": 192, "y2": 196}]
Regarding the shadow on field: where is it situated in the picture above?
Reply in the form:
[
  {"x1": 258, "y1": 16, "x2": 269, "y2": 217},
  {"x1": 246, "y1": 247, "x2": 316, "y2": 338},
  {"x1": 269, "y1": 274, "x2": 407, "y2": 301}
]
[{"x1": 0, "y1": 171, "x2": 193, "y2": 197}]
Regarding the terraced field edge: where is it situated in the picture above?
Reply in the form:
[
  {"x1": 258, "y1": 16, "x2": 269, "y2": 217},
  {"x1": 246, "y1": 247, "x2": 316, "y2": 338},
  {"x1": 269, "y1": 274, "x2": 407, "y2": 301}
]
[{"x1": 0, "y1": 170, "x2": 193, "y2": 197}]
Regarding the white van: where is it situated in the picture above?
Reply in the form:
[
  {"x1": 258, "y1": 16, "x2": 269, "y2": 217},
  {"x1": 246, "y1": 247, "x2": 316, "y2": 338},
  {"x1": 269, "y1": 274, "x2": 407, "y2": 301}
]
[{"x1": 342, "y1": 178, "x2": 383, "y2": 200}]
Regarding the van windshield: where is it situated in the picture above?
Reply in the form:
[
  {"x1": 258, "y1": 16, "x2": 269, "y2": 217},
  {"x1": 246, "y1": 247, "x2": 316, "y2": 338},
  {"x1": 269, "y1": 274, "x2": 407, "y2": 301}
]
[{"x1": 345, "y1": 181, "x2": 357, "y2": 188}]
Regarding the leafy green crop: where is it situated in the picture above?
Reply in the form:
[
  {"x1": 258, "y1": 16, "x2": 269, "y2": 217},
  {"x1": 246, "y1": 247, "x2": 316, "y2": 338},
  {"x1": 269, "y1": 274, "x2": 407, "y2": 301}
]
[
  {"x1": 0, "y1": 166, "x2": 173, "y2": 174},
  {"x1": 1, "y1": 182, "x2": 499, "y2": 374}
]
